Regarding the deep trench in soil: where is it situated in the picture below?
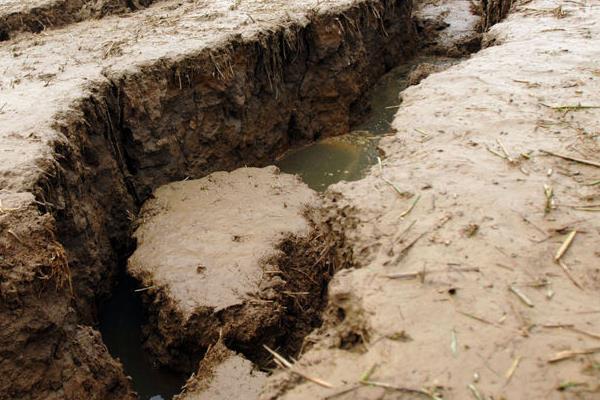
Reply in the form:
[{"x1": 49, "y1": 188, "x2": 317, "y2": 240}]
[
  {"x1": 93, "y1": 1, "x2": 508, "y2": 397},
  {"x1": 99, "y1": 275, "x2": 188, "y2": 400},
  {"x1": 98, "y1": 56, "x2": 460, "y2": 400},
  {"x1": 276, "y1": 55, "x2": 458, "y2": 191}
]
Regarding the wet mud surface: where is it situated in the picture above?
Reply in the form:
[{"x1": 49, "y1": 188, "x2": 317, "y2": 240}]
[{"x1": 263, "y1": 1, "x2": 600, "y2": 399}]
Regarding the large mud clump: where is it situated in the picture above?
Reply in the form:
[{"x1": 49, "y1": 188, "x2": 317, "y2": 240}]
[{"x1": 128, "y1": 167, "x2": 354, "y2": 374}]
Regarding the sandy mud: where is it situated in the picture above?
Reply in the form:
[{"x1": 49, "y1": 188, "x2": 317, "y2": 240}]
[
  {"x1": 176, "y1": 340, "x2": 267, "y2": 400},
  {"x1": 5, "y1": 0, "x2": 599, "y2": 398},
  {"x1": 128, "y1": 167, "x2": 319, "y2": 370},
  {"x1": 262, "y1": 1, "x2": 600, "y2": 399}
]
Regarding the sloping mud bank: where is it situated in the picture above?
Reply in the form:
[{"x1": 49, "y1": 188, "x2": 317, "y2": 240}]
[{"x1": 0, "y1": 0, "x2": 155, "y2": 41}]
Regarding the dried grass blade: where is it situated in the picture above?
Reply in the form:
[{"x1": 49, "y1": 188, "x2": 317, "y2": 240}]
[
  {"x1": 263, "y1": 345, "x2": 335, "y2": 388},
  {"x1": 554, "y1": 230, "x2": 576, "y2": 261}
]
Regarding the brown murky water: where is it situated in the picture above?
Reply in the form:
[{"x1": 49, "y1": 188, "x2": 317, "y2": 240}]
[{"x1": 277, "y1": 56, "x2": 457, "y2": 191}]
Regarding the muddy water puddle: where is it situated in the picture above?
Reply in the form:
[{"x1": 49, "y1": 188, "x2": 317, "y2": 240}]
[
  {"x1": 276, "y1": 132, "x2": 380, "y2": 191},
  {"x1": 277, "y1": 56, "x2": 457, "y2": 191},
  {"x1": 99, "y1": 276, "x2": 188, "y2": 400}
]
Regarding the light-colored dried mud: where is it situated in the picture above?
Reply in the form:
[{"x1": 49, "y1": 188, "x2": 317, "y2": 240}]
[
  {"x1": 176, "y1": 340, "x2": 267, "y2": 400},
  {"x1": 128, "y1": 167, "x2": 322, "y2": 370},
  {"x1": 130, "y1": 167, "x2": 316, "y2": 316},
  {"x1": 262, "y1": 1, "x2": 600, "y2": 399}
]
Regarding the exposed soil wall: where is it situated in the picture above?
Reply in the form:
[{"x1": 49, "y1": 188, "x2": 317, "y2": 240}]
[
  {"x1": 0, "y1": 0, "x2": 520, "y2": 397},
  {"x1": 44, "y1": 0, "x2": 417, "y2": 327},
  {"x1": 0, "y1": 0, "x2": 154, "y2": 41},
  {"x1": 482, "y1": 0, "x2": 514, "y2": 29},
  {"x1": 112, "y1": 0, "x2": 417, "y2": 200},
  {"x1": 0, "y1": 196, "x2": 134, "y2": 400}
]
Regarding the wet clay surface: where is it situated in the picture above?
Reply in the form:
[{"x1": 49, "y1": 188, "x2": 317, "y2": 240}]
[
  {"x1": 129, "y1": 166, "x2": 316, "y2": 317},
  {"x1": 262, "y1": 1, "x2": 600, "y2": 399},
  {"x1": 176, "y1": 340, "x2": 267, "y2": 400},
  {"x1": 128, "y1": 166, "x2": 348, "y2": 375}
]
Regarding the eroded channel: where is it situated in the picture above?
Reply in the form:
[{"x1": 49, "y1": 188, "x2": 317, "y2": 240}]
[
  {"x1": 98, "y1": 57, "x2": 461, "y2": 400},
  {"x1": 99, "y1": 276, "x2": 188, "y2": 400},
  {"x1": 0, "y1": 0, "x2": 516, "y2": 399},
  {"x1": 276, "y1": 55, "x2": 458, "y2": 191},
  {"x1": 96, "y1": 1, "x2": 497, "y2": 399}
]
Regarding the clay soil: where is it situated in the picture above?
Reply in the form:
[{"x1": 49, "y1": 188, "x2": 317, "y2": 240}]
[
  {"x1": 262, "y1": 1, "x2": 600, "y2": 399},
  {"x1": 0, "y1": 0, "x2": 415, "y2": 399},
  {"x1": 127, "y1": 167, "x2": 349, "y2": 372}
]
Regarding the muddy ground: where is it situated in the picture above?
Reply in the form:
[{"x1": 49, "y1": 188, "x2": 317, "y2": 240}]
[
  {"x1": 263, "y1": 1, "x2": 600, "y2": 399},
  {"x1": 128, "y1": 167, "x2": 333, "y2": 372},
  {"x1": 2, "y1": 0, "x2": 599, "y2": 399},
  {"x1": 0, "y1": 0, "x2": 155, "y2": 41}
]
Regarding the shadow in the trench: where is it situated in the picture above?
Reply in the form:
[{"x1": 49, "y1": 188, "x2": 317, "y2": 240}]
[{"x1": 99, "y1": 274, "x2": 188, "y2": 400}]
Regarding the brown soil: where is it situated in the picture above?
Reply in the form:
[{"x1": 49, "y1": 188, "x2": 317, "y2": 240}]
[
  {"x1": 128, "y1": 166, "x2": 330, "y2": 371},
  {"x1": 414, "y1": 0, "x2": 483, "y2": 57},
  {"x1": 0, "y1": 0, "x2": 416, "y2": 398},
  {"x1": 0, "y1": 0, "x2": 155, "y2": 41},
  {"x1": 175, "y1": 339, "x2": 267, "y2": 400},
  {"x1": 261, "y1": 1, "x2": 600, "y2": 399},
  {"x1": 0, "y1": 193, "x2": 134, "y2": 400},
  {"x1": 126, "y1": 167, "x2": 356, "y2": 398}
]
